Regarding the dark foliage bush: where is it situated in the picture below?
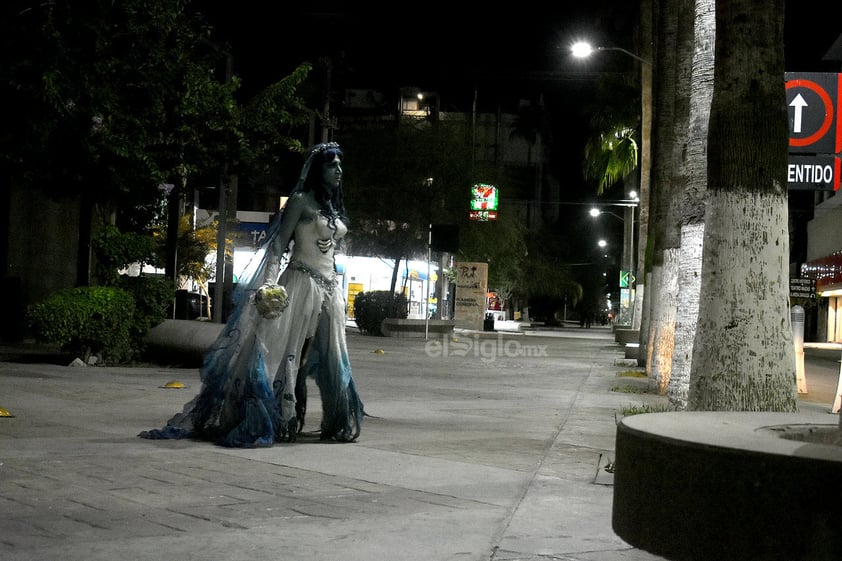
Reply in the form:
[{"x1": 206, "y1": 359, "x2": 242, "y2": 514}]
[
  {"x1": 353, "y1": 291, "x2": 407, "y2": 335},
  {"x1": 27, "y1": 286, "x2": 136, "y2": 365},
  {"x1": 115, "y1": 275, "x2": 175, "y2": 344},
  {"x1": 114, "y1": 274, "x2": 175, "y2": 339}
]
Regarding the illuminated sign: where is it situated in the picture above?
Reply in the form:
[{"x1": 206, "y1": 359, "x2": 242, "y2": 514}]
[
  {"x1": 785, "y1": 72, "x2": 841, "y2": 154},
  {"x1": 469, "y1": 210, "x2": 498, "y2": 221},
  {"x1": 785, "y1": 73, "x2": 842, "y2": 191},
  {"x1": 470, "y1": 183, "x2": 499, "y2": 211}
]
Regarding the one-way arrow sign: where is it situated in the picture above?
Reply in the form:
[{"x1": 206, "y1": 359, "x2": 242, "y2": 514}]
[
  {"x1": 785, "y1": 72, "x2": 842, "y2": 155},
  {"x1": 790, "y1": 93, "x2": 808, "y2": 133}
]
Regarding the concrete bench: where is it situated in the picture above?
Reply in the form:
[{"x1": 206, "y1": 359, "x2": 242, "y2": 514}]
[
  {"x1": 380, "y1": 318, "x2": 456, "y2": 338},
  {"x1": 143, "y1": 319, "x2": 223, "y2": 366},
  {"x1": 614, "y1": 327, "x2": 639, "y2": 345}
]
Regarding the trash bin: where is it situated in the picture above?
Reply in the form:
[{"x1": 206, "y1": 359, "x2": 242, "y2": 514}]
[
  {"x1": 174, "y1": 290, "x2": 207, "y2": 320},
  {"x1": 483, "y1": 312, "x2": 495, "y2": 332}
]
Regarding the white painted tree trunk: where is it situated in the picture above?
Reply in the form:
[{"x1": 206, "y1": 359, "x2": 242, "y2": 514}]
[
  {"x1": 643, "y1": 264, "x2": 661, "y2": 371},
  {"x1": 638, "y1": 271, "x2": 655, "y2": 367},
  {"x1": 632, "y1": 283, "x2": 644, "y2": 331},
  {"x1": 689, "y1": 190, "x2": 798, "y2": 411},
  {"x1": 648, "y1": 248, "x2": 680, "y2": 394},
  {"x1": 642, "y1": 0, "x2": 685, "y2": 384},
  {"x1": 690, "y1": 0, "x2": 795, "y2": 411},
  {"x1": 668, "y1": 0, "x2": 714, "y2": 409},
  {"x1": 668, "y1": 223, "x2": 704, "y2": 408}
]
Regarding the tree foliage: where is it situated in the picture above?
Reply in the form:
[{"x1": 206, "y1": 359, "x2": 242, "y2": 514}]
[
  {"x1": 27, "y1": 286, "x2": 136, "y2": 364},
  {"x1": 91, "y1": 225, "x2": 160, "y2": 286},
  {"x1": 584, "y1": 123, "x2": 639, "y2": 195},
  {"x1": 154, "y1": 213, "x2": 226, "y2": 318},
  {"x1": 346, "y1": 122, "x2": 464, "y2": 250},
  {"x1": 5, "y1": 2, "x2": 222, "y2": 210},
  {"x1": 3, "y1": 0, "x2": 314, "y2": 309},
  {"x1": 583, "y1": 112, "x2": 640, "y2": 195},
  {"x1": 2, "y1": 0, "x2": 311, "y2": 228},
  {"x1": 343, "y1": 118, "x2": 541, "y2": 309},
  {"x1": 343, "y1": 121, "x2": 476, "y2": 289}
]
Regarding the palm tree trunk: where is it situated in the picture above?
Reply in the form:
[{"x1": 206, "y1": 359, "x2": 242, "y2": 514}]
[
  {"x1": 633, "y1": 0, "x2": 655, "y2": 332},
  {"x1": 651, "y1": 0, "x2": 704, "y2": 396},
  {"x1": 643, "y1": 0, "x2": 681, "y2": 392},
  {"x1": 388, "y1": 256, "x2": 402, "y2": 316},
  {"x1": 667, "y1": 0, "x2": 714, "y2": 409},
  {"x1": 689, "y1": 0, "x2": 797, "y2": 411}
]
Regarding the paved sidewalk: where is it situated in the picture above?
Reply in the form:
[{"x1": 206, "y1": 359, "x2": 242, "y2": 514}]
[{"x1": 0, "y1": 326, "x2": 837, "y2": 561}]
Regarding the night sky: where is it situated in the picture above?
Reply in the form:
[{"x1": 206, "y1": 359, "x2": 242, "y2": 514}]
[
  {"x1": 205, "y1": 4, "x2": 841, "y2": 102},
  {"x1": 204, "y1": 5, "x2": 641, "y2": 106}
]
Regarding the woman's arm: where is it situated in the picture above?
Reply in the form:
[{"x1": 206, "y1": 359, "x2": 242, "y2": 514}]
[{"x1": 263, "y1": 192, "x2": 307, "y2": 284}]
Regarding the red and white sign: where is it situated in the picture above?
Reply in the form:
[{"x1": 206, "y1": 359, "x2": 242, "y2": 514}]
[
  {"x1": 786, "y1": 73, "x2": 842, "y2": 191},
  {"x1": 785, "y1": 72, "x2": 842, "y2": 154}
]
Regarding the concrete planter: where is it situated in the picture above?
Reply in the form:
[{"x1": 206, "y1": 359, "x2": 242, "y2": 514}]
[
  {"x1": 613, "y1": 411, "x2": 842, "y2": 561},
  {"x1": 614, "y1": 328, "x2": 639, "y2": 345},
  {"x1": 143, "y1": 319, "x2": 223, "y2": 366}
]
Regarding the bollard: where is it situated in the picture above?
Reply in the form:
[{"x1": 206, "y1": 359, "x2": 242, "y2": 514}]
[
  {"x1": 791, "y1": 305, "x2": 807, "y2": 394},
  {"x1": 833, "y1": 346, "x2": 842, "y2": 415}
]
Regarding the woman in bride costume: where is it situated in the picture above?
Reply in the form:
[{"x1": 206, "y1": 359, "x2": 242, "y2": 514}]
[{"x1": 140, "y1": 142, "x2": 363, "y2": 447}]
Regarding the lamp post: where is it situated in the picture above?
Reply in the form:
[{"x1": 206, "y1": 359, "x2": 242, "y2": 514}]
[
  {"x1": 574, "y1": 37, "x2": 650, "y2": 329},
  {"x1": 424, "y1": 177, "x2": 434, "y2": 340},
  {"x1": 213, "y1": 50, "x2": 235, "y2": 324},
  {"x1": 589, "y1": 199, "x2": 638, "y2": 326}
]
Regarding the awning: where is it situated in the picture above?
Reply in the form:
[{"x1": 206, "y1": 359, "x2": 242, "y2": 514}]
[{"x1": 403, "y1": 269, "x2": 437, "y2": 282}]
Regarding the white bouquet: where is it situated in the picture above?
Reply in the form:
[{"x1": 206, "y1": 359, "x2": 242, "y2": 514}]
[{"x1": 254, "y1": 284, "x2": 289, "y2": 319}]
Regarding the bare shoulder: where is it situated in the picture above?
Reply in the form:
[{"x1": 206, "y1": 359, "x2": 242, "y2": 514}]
[
  {"x1": 285, "y1": 191, "x2": 311, "y2": 208},
  {"x1": 282, "y1": 191, "x2": 315, "y2": 217}
]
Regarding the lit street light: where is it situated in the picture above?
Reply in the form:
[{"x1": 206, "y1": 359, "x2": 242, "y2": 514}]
[
  {"x1": 574, "y1": 36, "x2": 649, "y2": 328},
  {"x1": 570, "y1": 41, "x2": 651, "y2": 65},
  {"x1": 590, "y1": 203, "x2": 637, "y2": 326},
  {"x1": 590, "y1": 208, "x2": 623, "y2": 220}
]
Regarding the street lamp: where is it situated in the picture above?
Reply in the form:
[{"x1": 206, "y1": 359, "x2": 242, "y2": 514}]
[
  {"x1": 570, "y1": 41, "x2": 651, "y2": 65},
  {"x1": 424, "y1": 177, "x2": 434, "y2": 340},
  {"x1": 575, "y1": 36, "x2": 646, "y2": 327},
  {"x1": 590, "y1": 208, "x2": 622, "y2": 220},
  {"x1": 590, "y1": 203, "x2": 637, "y2": 326},
  {"x1": 572, "y1": 37, "x2": 651, "y2": 331}
]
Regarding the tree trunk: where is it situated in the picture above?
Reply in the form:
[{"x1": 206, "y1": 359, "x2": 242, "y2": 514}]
[
  {"x1": 643, "y1": 0, "x2": 681, "y2": 389},
  {"x1": 165, "y1": 188, "x2": 180, "y2": 283},
  {"x1": 388, "y1": 256, "x2": 402, "y2": 316},
  {"x1": 689, "y1": 0, "x2": 797, "y2": 411},
  {"x1": 633, "y1": 0, "x2": 655, "y2": 333},
  {"x1": 668, "y1": 0, "x2": 714, "y2": 409},
  {"x1": 668, "y1": 222, "x2": 704, "y2": 407},
  {"x1": 648, "y1": 248, "x2": 680, "y2": 394}
]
